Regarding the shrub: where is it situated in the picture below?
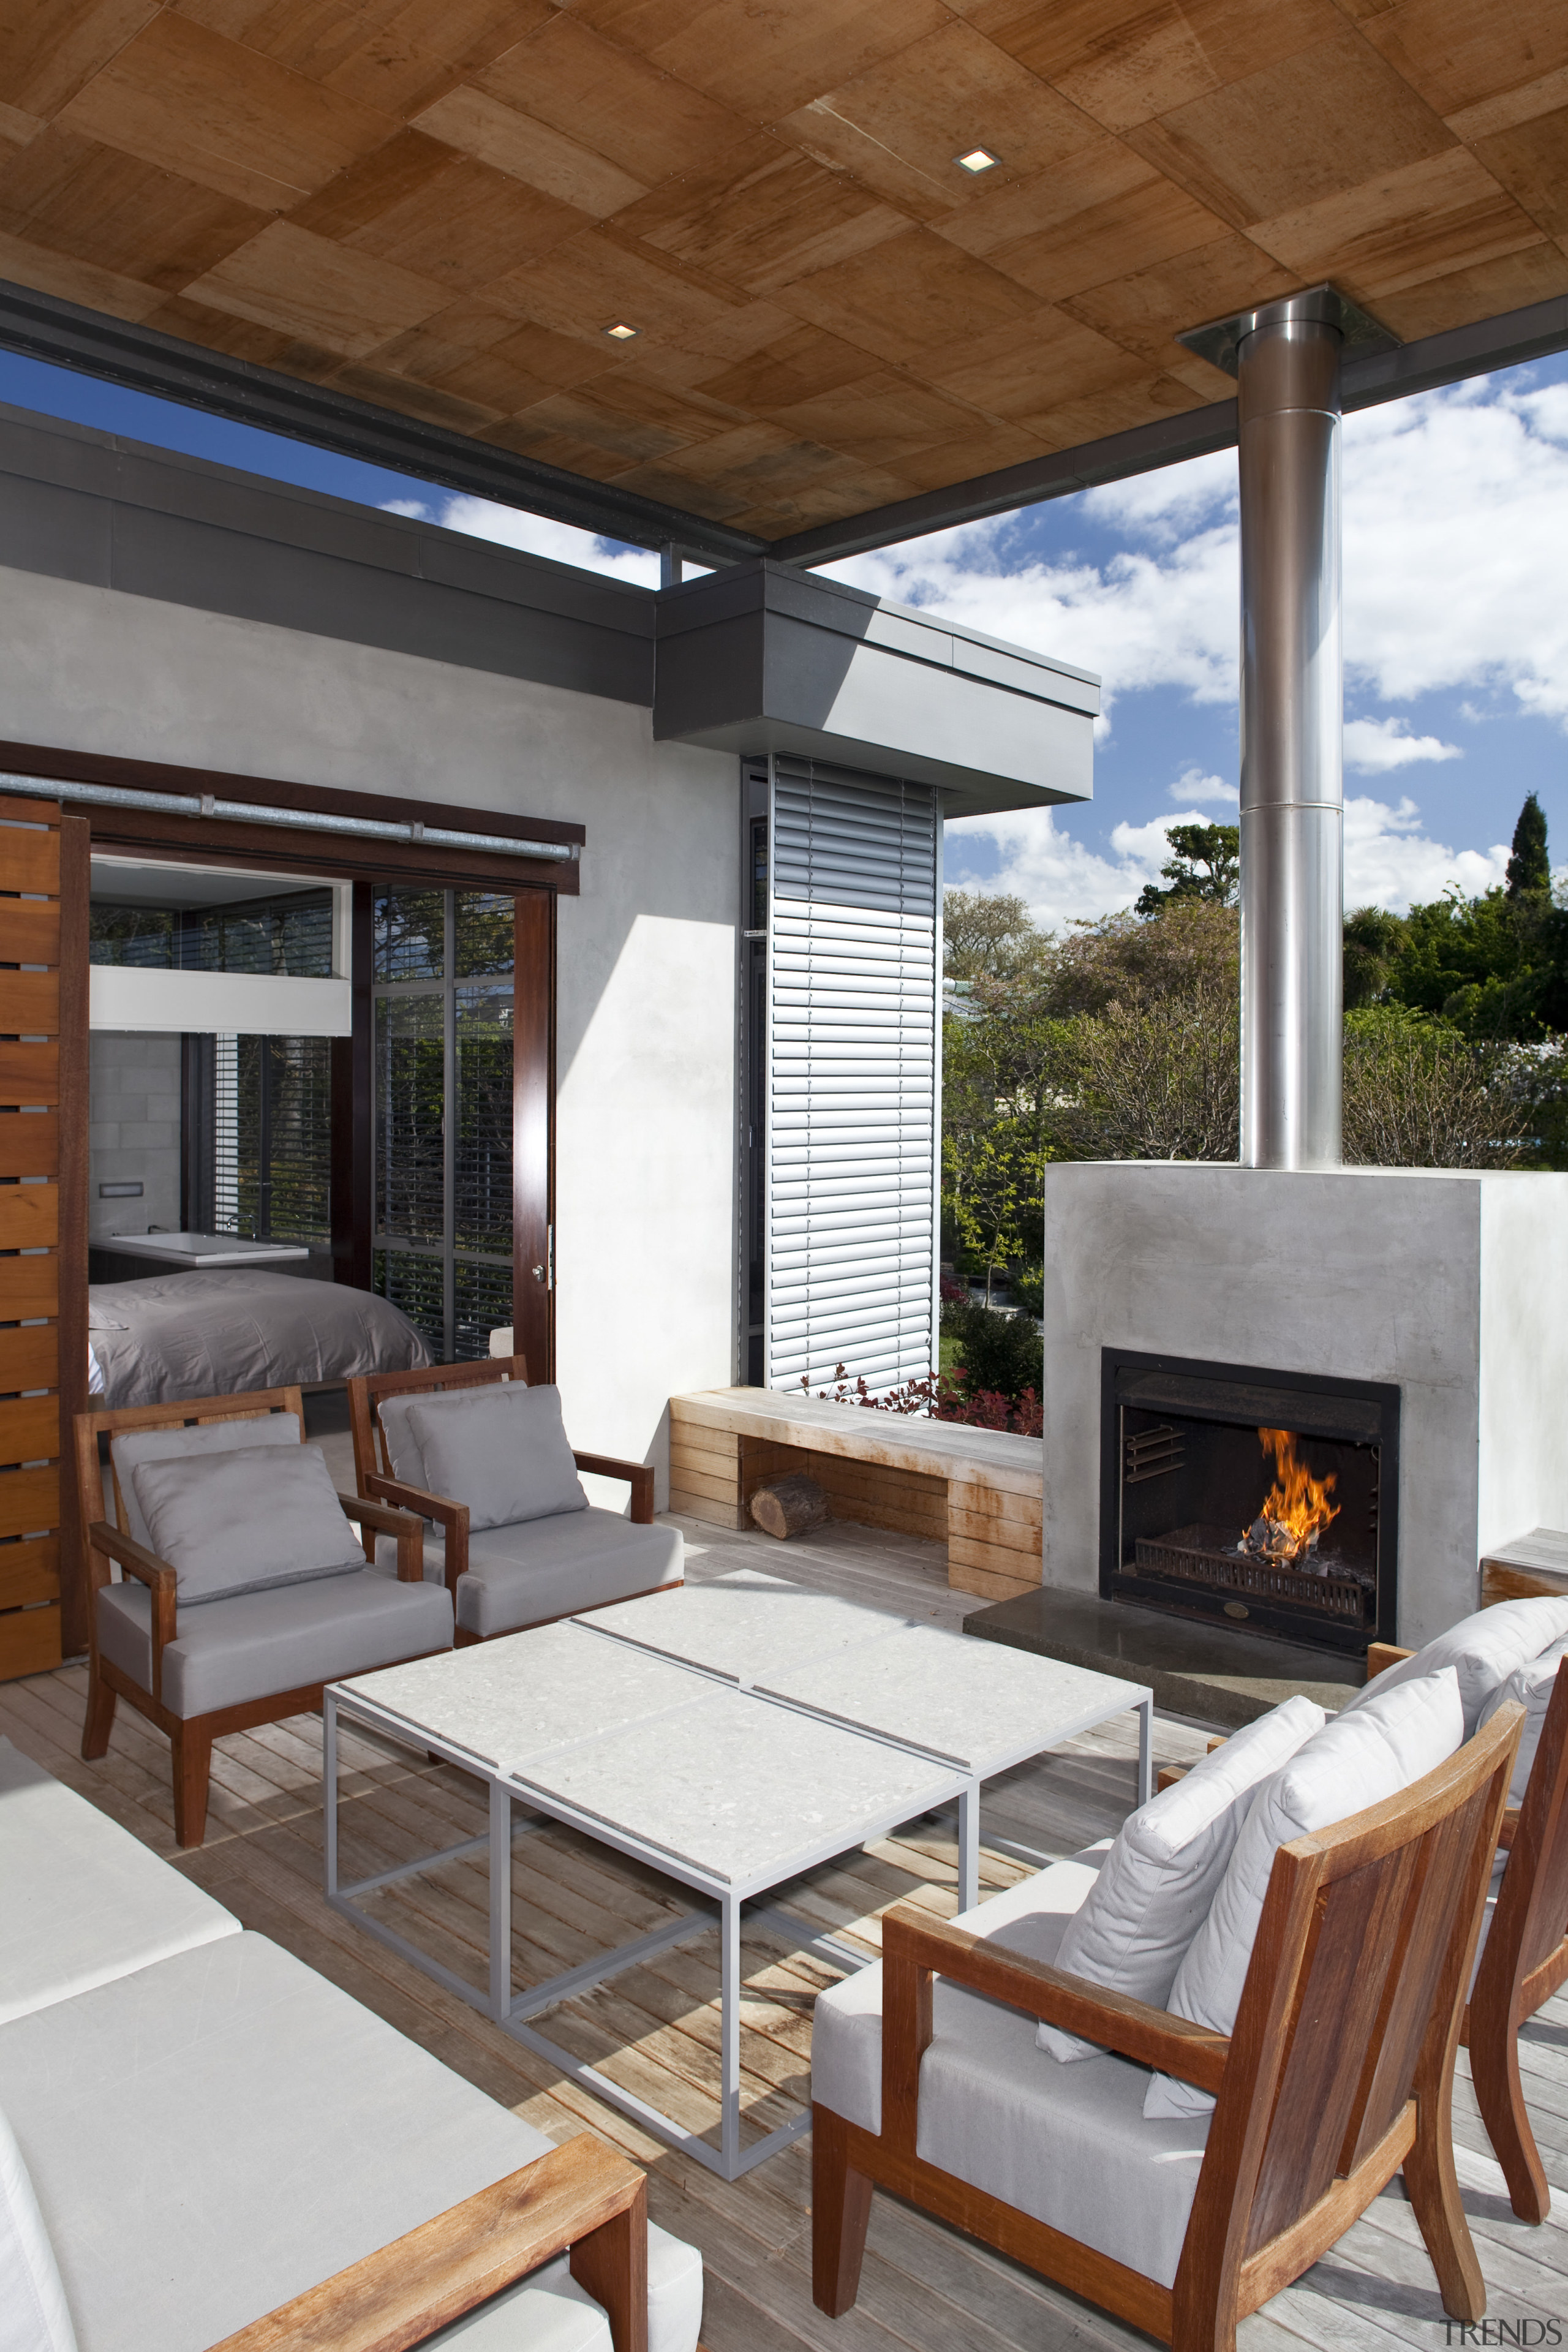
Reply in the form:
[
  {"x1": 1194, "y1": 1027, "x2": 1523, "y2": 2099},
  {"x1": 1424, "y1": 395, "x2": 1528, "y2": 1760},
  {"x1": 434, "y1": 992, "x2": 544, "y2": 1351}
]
[{"x1": 940, "y1": 1296, "x2": 1043, "y2": 1405}]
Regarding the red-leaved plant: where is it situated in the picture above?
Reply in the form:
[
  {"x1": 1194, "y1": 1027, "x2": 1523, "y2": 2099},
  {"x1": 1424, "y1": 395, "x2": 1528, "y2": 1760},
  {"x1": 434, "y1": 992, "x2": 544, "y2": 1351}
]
[{"x1": 802, "y1": 1365, "x2": 1042, "y2": 1438}]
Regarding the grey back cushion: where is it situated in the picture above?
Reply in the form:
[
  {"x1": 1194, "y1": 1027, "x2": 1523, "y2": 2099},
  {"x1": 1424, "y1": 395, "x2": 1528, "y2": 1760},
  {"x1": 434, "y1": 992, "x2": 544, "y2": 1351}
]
[
  {"x1": 112, "y1": 1414, "x2": 303, "y2": 1551},
  {"x1": 409, "y1": 1384, "x2": 587, "y2": 1531},
  {"x1": 375, "y1": 1394, "x2": 431, "y2": 1493},
  {"x1": 130, "y1": 1446, "x2": 365, "y2": 1604}
]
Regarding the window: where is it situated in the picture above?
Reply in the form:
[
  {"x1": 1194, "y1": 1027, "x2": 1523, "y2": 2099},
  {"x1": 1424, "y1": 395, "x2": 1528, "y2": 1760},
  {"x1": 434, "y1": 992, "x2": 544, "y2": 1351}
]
[{"x1": 372, "y1": 888, "x2": 514, "y2": 1360}]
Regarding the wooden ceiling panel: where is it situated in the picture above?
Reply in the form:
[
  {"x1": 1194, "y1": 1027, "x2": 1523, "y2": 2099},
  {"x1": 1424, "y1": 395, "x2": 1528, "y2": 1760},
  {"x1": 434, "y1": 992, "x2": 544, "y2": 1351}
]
[
  {"x1": 0, "y1": 0, "x2": 160, "y2": 121},
  {"x1": 0, "y1": 127, "x2": 268, "y2": 288},
  {"x1": 474, "y1": 15, "x2": 749, "y2": 189},
  {"x1": 1123, "y1": 29, "x2": 1456, "y2": 232},
  {"x1": 55, "y1": 12, "x2": 397, "y2": 211},
  {"x1": 572, "y1": 0, "x2": 949, "y2": 123},
  {"x1": 293, "y1": 131, "x2": 592, "y2": 291},
  {"x1": 777, "y1": 225, "x2": 1041, "y2": 367},
  {"x1": 0, "y1": 0, "x2": 1548, "y2": 545},
  {"x1": 1476, "y1": 108, "x2": 1568, "y2": 241},
  {"x1": 1251, "y1": 148, "x2": 1547, "y2": 303},
  {"x1": 628, "y1": 151, "x2": 907, "y2": 300},
  {"x1": 411, "y1": 85, "x2": 650, "y2": 216},
  {"x1": 967, "y1": 0, "x2": 1343, "y2": 136},
  {"x1": 981, "y1": 176, "x2": 1230, "y2": 303},
  {"x1": 1356, "y1": 0, "x2": 1568, "y2": 124},
  {"x1": 183, "y1": 218, "x2": 450, "y2": 356}
]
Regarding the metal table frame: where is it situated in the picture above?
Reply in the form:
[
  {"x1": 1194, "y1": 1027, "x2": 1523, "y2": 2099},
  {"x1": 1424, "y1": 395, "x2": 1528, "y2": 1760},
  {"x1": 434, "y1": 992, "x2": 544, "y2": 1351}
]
[{"x1": 322, "y1": 1650, "x2": 1155, "y2": 2179}]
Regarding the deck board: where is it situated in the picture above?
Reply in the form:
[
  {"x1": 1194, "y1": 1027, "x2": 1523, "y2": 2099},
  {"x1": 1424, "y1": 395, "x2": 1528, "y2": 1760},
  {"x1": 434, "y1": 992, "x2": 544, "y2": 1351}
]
[{"x1": 4, "y1": 1513, "x2": 1559, "y2": 2351}]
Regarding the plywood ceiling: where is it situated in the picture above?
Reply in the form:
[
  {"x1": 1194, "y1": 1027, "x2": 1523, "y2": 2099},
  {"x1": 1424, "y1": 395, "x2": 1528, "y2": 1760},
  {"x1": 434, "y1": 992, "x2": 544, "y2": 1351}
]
[{"x1": 0, "y1": 1, "x2": 1564, "y2": 540}]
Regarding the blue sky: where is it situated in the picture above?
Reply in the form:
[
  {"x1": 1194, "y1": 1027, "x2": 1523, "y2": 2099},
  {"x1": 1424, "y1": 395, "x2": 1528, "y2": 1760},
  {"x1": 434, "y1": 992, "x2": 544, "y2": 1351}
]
[{"x1": 6, "y1": 341, "x2": 1566, "y2": 925}]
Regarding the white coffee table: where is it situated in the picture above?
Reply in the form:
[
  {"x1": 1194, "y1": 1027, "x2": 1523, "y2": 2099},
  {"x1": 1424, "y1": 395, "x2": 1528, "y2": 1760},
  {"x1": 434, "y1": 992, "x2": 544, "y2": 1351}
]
[{"x1": 323, "y1": 1582, "x2": 1153, "y2": 2177}]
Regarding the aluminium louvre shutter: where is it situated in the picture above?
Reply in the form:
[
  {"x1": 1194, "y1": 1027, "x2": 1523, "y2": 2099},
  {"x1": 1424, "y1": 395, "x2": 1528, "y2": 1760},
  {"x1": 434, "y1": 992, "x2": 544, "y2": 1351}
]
[{"x1": 767, "y1": 757, "x2": 941, "y2": 1396}]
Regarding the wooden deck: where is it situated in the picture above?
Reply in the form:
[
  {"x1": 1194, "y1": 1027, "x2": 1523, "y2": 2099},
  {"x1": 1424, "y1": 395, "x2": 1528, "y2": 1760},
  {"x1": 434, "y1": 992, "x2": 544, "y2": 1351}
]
[{"x1": 6, "y1": 1511, "x2": 1568, "y2": 2352}]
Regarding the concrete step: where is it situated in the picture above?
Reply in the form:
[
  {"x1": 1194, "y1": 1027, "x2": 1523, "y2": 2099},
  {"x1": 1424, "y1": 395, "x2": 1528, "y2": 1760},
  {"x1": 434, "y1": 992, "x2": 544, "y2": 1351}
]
[{"x1": 963, "y1": 1587, "x2": 1364, "y2": 1730}]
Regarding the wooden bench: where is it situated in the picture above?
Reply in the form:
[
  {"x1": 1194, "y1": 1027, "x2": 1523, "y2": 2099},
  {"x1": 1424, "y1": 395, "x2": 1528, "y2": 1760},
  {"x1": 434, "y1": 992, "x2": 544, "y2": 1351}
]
[
  {"x1": 1481, "y1": 1528, "x2": 1568, "y2": 1606},
  {"x1": 668, "y1": 1388, "x2": 1043, "y2": 1603}
]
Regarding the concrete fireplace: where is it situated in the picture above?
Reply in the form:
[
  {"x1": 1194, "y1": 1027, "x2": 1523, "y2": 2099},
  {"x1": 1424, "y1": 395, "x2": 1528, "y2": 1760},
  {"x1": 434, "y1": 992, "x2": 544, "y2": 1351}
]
[{"x1": 1039, "y1": 1161, "x2": 1568, "y2": 1648}]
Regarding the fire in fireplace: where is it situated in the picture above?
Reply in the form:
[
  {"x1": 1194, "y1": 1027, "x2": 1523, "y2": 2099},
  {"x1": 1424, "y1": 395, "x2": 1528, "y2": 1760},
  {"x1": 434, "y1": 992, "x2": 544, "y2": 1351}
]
[{"x1": 1101, "y1": 1351, "x2": 1400, "y2": 1655}]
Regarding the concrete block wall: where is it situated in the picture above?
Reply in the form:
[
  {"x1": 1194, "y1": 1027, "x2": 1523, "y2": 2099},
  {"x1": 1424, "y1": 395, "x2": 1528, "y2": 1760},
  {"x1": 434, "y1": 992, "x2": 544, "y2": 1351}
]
[{"x1": 89, "y1": 1031, "x2": 181, "y2": 1242}]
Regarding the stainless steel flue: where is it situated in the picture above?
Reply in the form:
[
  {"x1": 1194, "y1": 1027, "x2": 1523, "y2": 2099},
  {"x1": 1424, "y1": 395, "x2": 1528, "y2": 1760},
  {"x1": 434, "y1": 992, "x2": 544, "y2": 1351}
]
[{"x1": 1234, "y1": 289, "x2": 1345, "y2": 1167}]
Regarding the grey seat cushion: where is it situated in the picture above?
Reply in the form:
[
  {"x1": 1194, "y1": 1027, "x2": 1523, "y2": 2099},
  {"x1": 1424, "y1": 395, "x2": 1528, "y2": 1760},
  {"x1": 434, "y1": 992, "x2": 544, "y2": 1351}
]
[
  {"x1": 0, "y1": 1739, "x2": 238, "y2": 2024},
  {"x1": 111, "y1": 1412, "x2": 303, "y2": 1550},
  {"x1": 96, "y1": 1570, "x2": 452, "y2": 1717},
  {"x1": 373, "y1": 1510, "x2": 682, "y2": 1634},
  {"x1": 812, "y1": 1842, "x2": 1210, "y2": 2292},
  {"x1": 0, "y1": 1932, "x2": 702, "y2": 2352}
]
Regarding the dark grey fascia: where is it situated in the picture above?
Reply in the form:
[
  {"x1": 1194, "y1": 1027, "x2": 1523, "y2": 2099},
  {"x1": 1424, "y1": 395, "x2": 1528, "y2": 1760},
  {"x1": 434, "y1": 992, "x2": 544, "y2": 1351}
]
[
  {"x1": 652, "y1": 559, "x2": 1098, "y2": 818},
  {"x1": 0, "y1": 275, "x2": 765, "y2": 568}
]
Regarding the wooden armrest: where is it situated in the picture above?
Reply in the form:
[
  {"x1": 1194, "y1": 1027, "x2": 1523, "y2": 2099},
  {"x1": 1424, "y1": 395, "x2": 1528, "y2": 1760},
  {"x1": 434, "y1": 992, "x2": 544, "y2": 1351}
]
[
  {"x1": 881, "y1": 1904, "x2": 1229, "y2": 2092},
  {"x1": 1365, "y1": 1642, "x2": 1414, "y2": 1679},
  {"x1": 366, "y1": 1474, "x2": 469, "y2": 1596},
  {"x1": 1499, "y1": 1806, "x2": 1522, "y2": 1852},
  {"x1": 88, "y1": 1519, "x2": 176, "y2": 1707},
  {"x1": 208, "y1": 2137, "x2": 649, "y2": 2352},
  {"x1": 339, "y1": 1493, "x2": 426, "y2": 1586},
  {"x1": 573, "y1": 1453, "x2": 656, "y2": 1526}
]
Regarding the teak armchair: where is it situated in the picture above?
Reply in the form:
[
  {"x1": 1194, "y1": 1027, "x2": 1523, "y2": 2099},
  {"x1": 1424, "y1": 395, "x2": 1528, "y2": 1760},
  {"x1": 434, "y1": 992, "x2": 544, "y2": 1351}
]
[
  {"x1": 814, "y1": 1705, "x2": 1520, "y2": 2352},
  {"x1": 1364, "y1": 1640, "x2": 1568, "y2": 2222},
  {"x1": 213, "y1": 2136, "x2": 650, "y2": 2352},
  {"x1": 76, "y1": 1387, "x2": 448, "y2": 1847},
  {"x1": 348, "y1": 1357, "x2": 679, "y2": 1645}
]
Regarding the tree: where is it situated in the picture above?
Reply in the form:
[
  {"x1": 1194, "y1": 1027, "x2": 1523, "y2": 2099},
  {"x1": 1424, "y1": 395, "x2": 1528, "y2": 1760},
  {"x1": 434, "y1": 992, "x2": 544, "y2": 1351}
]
[
  {"x1": 1506, "y1": 792, "x2": 1551, "y2": 901},
  {"x1": 1343, "y1": 905, "x2": 1406, "y2": 1009},
  {"x1": 1341, "y1": 1007, "x2": 1529, "y2": 1167},
  {"x1": 1134, "y1": 823, "x2": 1239, "y2": 918},
  {"x1": 943, "y1": 887, "x2": 1047, "y2": 981}
]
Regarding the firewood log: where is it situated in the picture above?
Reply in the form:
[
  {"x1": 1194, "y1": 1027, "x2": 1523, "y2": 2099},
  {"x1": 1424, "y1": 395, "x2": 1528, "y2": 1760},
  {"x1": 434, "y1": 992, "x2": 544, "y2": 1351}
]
[{"x1": 750, "y1": 1473, "x2": 829, "y2": 1539}]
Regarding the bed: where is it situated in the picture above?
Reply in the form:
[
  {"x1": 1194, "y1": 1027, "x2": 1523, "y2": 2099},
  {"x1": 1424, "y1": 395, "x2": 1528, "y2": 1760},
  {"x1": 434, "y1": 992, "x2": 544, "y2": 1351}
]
[{"x1": 87, "y1": 1270, "x2": 433, "y2": 1408}]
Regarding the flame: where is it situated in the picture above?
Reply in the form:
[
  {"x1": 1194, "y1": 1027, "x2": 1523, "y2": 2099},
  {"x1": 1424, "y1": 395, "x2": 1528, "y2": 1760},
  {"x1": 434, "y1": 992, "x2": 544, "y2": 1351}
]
[{"x1": 1250, "y1": 1427, "x2": 1340, "y2": 1559}]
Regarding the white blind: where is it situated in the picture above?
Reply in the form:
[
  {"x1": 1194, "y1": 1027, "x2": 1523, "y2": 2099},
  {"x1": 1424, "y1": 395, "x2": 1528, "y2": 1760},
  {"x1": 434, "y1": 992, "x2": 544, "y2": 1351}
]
[{"x1": 767, "y1": 758, "x2": 940, "y2": 1395}]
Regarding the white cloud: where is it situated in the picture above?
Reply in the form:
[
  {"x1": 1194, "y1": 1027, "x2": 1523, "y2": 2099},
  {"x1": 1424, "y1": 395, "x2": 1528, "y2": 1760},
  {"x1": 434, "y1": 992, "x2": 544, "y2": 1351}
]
[
  {"x1": 1169, "y1": 767, "x2": 1235, "y2": 805},
  {"x1": 380, "y1": 493, "x2": 662, "y2": 587},
  {"x1": 825, "y1": 375, "x2": 1568, "y2": 733},
  {"x1": 948, "y1": 793, "x2": 1508, "y2": 927},
  {"x1": 1343, "y1": 716, "x2": 1462, "y2": 772}
]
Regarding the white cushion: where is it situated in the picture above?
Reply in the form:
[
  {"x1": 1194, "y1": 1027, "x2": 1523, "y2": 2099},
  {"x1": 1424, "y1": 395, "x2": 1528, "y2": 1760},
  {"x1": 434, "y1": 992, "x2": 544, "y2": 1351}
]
[
  {"x1": 1039, "y1": 1695, "x2": 1325, "y2": 2062},
  {"x1": 409, "y1": 1385, "x2": 587, "y2": 1531},
  {"x1": 0, "y1": 1738, "x2": 238, "y2": 2026},
  {"x1": 111, "y1": 1412, "x2": 303, "y2": 1550},
  {"x1": 0, "y1": 2106, "x2": 75, "y2": 2352},
  {"x1": 1145, "y1": 1665, "x2": 1464, "y2": 2120},
  {"x1": 1341, "y1": 1598, "x2": 1568, "y2": 1736},
  {"x1": 1478, "y1": 1635, "x2": 1568, "y2": 1807},
  {"x1": 130, "y1": 1444, "x2": 364, "y2": 1604}
]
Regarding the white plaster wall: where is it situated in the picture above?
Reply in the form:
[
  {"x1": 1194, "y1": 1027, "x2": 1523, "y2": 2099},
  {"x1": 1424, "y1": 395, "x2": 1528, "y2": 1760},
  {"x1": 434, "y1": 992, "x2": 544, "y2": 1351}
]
[
  {"x1": 1036, "y1": 1161, "x2": 1558, "y2": 1645},
  {"x1": 1, "y1": 567, "x2": 739, "y2": 1495},
  {"x1": 1477, "y1": 1174, "x2": 1568, "y2": 1558}
]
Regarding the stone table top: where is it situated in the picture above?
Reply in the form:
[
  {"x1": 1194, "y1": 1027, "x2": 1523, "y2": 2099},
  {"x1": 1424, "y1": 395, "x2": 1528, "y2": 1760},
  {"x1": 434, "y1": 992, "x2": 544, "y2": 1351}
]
[
  {"x1": 338, "y1": 1621, "x2": 706, "y2": 1771},
  {"x1": 506, "y1": 1681, "x2": 961, "y2": 1887},
  {"x1": 585, "y1": 1569, "x2": 913, "y2": 1685},
  {"x1": 756, "y1": 1624, "x2": 1150, "y2": 1771}
]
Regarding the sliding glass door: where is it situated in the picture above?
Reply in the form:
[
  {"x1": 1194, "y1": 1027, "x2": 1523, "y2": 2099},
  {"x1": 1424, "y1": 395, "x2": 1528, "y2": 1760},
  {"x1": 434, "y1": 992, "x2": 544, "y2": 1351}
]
[{"x1": 372, "y1": 888, "x2": 514, "y2": 1361}]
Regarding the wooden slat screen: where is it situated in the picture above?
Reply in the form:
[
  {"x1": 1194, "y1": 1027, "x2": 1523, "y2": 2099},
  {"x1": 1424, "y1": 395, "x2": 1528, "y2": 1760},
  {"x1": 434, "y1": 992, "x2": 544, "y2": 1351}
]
[{"x1": 0, "y1": 794, "x2": 66, "y2": 1677}]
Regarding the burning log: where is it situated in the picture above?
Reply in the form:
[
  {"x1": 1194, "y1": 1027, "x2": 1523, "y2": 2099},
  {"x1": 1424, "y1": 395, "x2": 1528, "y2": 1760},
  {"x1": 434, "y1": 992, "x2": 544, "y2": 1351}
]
[{"x1": 1240, "y1": 1428, "x2": 1340, "y2": 1566}]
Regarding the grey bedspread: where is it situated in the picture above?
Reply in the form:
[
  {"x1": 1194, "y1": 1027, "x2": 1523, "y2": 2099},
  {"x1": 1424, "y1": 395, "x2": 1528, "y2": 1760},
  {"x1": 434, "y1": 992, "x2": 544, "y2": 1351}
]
[{"x1": 88, "y1": 1272, "x2": 433, "y2": 1406}]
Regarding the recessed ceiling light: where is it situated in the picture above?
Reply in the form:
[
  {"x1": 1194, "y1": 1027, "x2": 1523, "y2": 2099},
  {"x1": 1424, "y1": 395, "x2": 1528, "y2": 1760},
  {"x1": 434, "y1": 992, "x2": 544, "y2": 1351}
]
[
  {"x1": 602, "y1": 320, "x2": 640, "y2": 340},
  {"x1": 955, "y1": 146, "x2": 1000, "y2": 174}
]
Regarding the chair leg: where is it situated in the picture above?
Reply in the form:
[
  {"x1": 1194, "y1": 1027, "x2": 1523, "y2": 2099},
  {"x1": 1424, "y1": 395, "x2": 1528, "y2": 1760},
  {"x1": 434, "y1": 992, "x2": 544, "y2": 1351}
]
[
  {"x1": 812, "y1": 2106, "x2": 873, "y2": 2318},
  {"x1": 1405, "y1": 2089, "x2": 1487, "y2": 2323},
  {"x1": 172, "y1": 1722, "x2": 213, "y2": 1850},
  {"x1": 1470, "y1": 1997, "x2": 1551, "y2": 2225},
  {"x1": 81, "y1": 1665, "x2": 116, "y2": 1760}
]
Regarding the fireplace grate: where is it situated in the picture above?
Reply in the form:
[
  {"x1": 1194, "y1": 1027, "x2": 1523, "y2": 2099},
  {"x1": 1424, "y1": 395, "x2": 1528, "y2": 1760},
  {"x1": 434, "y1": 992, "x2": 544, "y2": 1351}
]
[{"x1": 1133, "y1": 1525, "x2": 1371, "y2": 1622}]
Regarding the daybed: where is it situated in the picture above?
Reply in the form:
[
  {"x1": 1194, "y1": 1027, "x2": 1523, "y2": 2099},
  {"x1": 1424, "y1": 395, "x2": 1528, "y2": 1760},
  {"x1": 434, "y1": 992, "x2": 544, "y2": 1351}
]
[
  {"x1": 0, "y1": 1735, "x2": 705, "y2": 2352},
  {"x1": 87, "y1": 1269, "x2": 431, "y2": 1408},
  {"x1": 350, "y1": 1359, "x2": 682, "y2": 1643}
]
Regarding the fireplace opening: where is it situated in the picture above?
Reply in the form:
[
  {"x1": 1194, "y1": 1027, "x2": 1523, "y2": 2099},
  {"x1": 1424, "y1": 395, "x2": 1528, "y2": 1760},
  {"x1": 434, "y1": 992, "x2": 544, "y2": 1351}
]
[{"x1": 1101, "y1": 1351, "x2": 1400, "y2": 1656}]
